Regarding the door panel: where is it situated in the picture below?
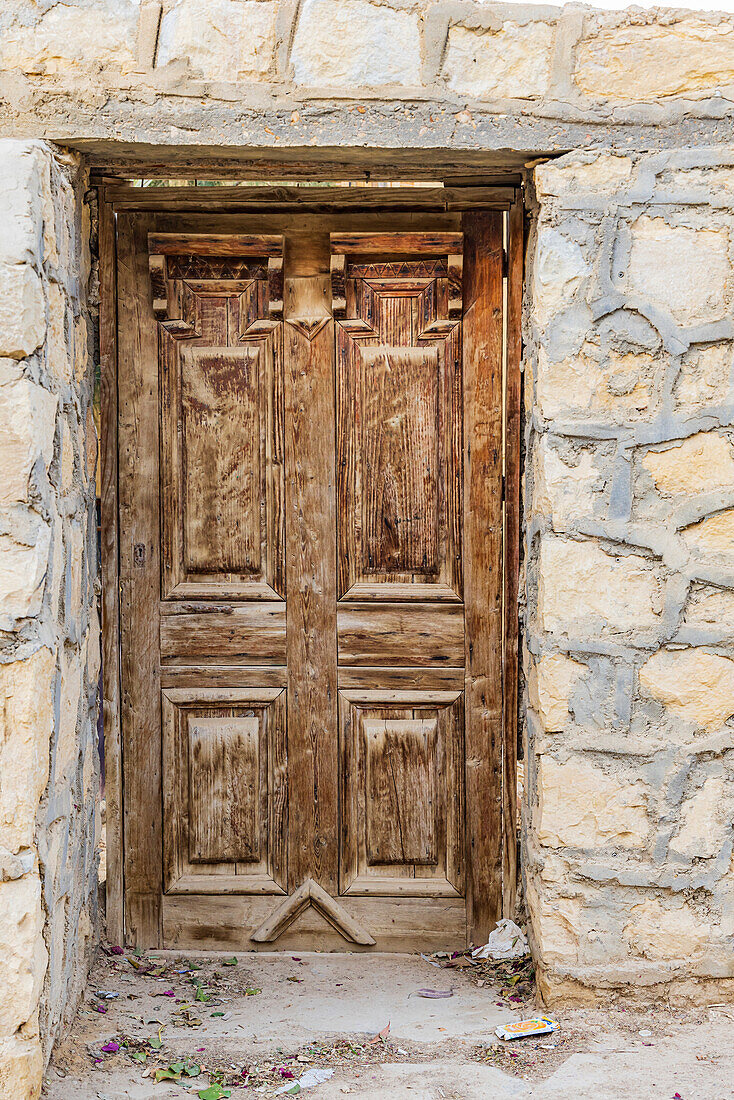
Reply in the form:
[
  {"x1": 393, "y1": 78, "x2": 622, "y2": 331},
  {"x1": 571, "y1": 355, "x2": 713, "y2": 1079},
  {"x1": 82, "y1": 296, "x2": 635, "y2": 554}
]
[{"x1": 118, "y1": 211, "x2": 505, "y2": 950}]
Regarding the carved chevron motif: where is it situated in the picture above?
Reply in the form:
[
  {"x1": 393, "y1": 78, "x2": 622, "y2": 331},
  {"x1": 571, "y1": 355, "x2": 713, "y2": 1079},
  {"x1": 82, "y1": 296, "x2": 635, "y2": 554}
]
[
  {"x1": 250, "y1": 878, "x2": 376, "y2": 945},
  {"x1": 286, "y1": 316, "x2": 330, "y2": 341}
]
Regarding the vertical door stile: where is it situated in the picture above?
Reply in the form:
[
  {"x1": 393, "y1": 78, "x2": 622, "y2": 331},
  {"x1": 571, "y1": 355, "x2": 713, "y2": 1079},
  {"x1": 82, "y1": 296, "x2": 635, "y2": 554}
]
[
  {"x1": 117, "y1": 212, "x2": 163, "y2": 946},
  {"x1": 283, "y1": 232, "x2": 340, "y2": 895},
  {"x1": 462, "y1": 212, "x2": 505, "y2": 944}
]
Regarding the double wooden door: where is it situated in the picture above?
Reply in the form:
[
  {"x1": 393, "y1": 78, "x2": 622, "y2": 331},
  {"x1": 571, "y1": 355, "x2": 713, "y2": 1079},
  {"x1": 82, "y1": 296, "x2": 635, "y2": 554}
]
[{"x1": 116, "y1": 210, "x2": 505, "y2": 951}]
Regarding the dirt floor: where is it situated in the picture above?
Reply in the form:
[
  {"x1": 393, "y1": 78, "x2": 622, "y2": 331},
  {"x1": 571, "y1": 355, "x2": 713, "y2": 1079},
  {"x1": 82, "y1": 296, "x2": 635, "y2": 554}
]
[{"x1": 43, "y1": 948, "x2": 734, "y2": 1100}]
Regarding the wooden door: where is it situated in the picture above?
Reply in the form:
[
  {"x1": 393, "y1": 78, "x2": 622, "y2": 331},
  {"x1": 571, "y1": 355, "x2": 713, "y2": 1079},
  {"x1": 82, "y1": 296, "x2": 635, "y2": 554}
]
[{"x1": 116, "y1": 211, "x2": 504, "y2": 951}]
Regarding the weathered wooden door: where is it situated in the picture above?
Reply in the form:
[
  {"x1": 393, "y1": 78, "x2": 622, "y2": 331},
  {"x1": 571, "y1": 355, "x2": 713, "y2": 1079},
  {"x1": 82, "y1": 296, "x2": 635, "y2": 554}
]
[{"x1": 116, "y1": 210, "x2": 505, "y2": 951}]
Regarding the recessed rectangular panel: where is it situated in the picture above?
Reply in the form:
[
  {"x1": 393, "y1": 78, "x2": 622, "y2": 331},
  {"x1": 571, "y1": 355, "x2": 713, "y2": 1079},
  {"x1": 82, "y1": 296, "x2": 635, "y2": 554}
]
[
  {"x1": 364, "y1": 717, "x2": 437, "y2": 865},
  {"x1": 360, "y1": 346, "x2": 439, "y2": 576},
  {"x1": 181, "y1": 345, "x2": 261, "y2": 575},
  {"x1": 339, "y1": 689, "x2": 465, "y2": 898},
  {"x1": 338, "y1": 603, "x2": 464, "y2": 666},
  {"x1": 160, "y1": 603, "x2": 286, "y2": 664},
  {"x1": 188, "y1": 715, "x2": 260, "y2": 862}
]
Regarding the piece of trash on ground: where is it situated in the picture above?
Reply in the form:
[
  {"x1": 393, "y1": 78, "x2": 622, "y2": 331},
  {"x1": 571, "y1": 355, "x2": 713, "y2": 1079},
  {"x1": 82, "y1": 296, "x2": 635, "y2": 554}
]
[
  {"x1": 414, "y1": 989, "x2": 454, "y2": 998},
  {"x1": 495, "y1": 1016, "x2": 559, "y2": 1041},
  {"x1": 473, "y1": 919, "x2": 529, "y2": 961},
  {"x1": 369, "y1": 1023, "x2": 390, "y2": 1044},
  {"x1": 276, "y1": 1066, "x2": 335, "y2": 1094}
]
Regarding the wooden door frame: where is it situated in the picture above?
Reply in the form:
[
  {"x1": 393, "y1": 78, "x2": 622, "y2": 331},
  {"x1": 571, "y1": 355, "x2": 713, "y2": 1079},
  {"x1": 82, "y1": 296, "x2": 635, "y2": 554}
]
[{"x1": 98, "y1": 183, "x2": 524, "y2": 947}]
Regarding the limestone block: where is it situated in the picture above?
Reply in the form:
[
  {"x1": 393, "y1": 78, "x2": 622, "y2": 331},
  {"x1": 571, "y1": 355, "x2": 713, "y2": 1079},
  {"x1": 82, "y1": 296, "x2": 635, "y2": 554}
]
[
  {"x1": 0, "y1": 1033, "x2": 43, "y2": 1100},
  {"x1": 674, "y1": 344, "x2": 733, "y2": 413},
  {"x1": 625, "y1": 216, "x2": 730, "y2": 326},
  {"x1": 157, "y1": 0, "x2": 277, "y2": 82},
  {"x1": 670, "y1": 776, "x2": 727, "y2": 859},
  {"x1": 291, "y1": 0, "x2": 421, "y2": 87},
  {"x1": 538, "y1": 536, "x2": 662, "y2": 638},
  {"x1": 0, "y1": 361, "x2": 58, "y2": 505},
  {"x1": 0, "y1": 1, "x2": 137, "y2": 77},
  {"x1": 0, "y1": 264, "x2": 45, "y2": 360},
  {"x1": 575, "y1": 18, "x2": 734, "y2": 101},
  {"x1": 624, "y1": 898, "x2": 709, "y2": 960},
  {"x1": 639, "y1": 649, "x2": 734, "y2": 731},
  {"x1": 535, "y1": 154, "x2": 634, "y2": 201},
  {"x1": 526, "y1": 880, "x2": 585, "y2": 963},
  {"x1": 682, "y1": 585, "x2": 734, "y2": 641},
  {"x1": 0, "y1": 649, "x2": 54, "y2": 855},
  {"x1": 443, "y1": 21, "x2": 555, "y2": 99},
  {"x1": 0, "y1": 524, "x2": 52, "y2": 630},
  {"x1": 0, "y1": 143, "x2": 45, "y2": 267},
  {"x1": 532, "y1": 436, "x2": 606, "y2": 526},
  {"x1": 536, "y1": 346, "x2": 660, "y2": 425},
  {"x1": 532, "y1": 228, "x2": 590, "y2": 329},
  {"x1": 46, "y1": 282, "x2": 70, "y2": 384},
  {"x1": 53, "y1": 645, "x2": 83, "y2": 786},
  {"x1": 529, "y1": 653, "x2": 587, "y2": 733},
  {"x1": 0, "y1": 875, "x2": 46, "y2": 1037},
  {"x1": 641, "y1": 432, "x2": 734, "y2": 496},
  {"x1": 682, "y1": 508, "x2": 734, "y2": 568},
  {"x1": 537, "y1": 755, "x2": 649, "y2": 849}
]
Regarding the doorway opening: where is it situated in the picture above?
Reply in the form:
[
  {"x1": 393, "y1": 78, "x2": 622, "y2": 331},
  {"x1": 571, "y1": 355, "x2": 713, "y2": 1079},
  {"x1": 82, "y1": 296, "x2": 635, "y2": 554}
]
[{"x1": 94, "y1": 179, "x2": 524, "y2": 952}]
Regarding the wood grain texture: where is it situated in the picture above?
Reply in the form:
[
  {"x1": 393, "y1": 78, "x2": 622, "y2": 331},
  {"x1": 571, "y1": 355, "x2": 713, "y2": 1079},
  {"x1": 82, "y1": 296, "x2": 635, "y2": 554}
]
[
  {"x1": 283, "y1": 232, "x2": 339, "y2": 893},
  {"x1": 503, "y1": 201, "x2": 523, "y2": 920},
  {"x1": 364, "y1": 717, "x2": 437, "y2": 865},
  {"x1": 462, "y1": 212, "x2": 505, "y2": 944},
  {"x1": 335, "y1": 243, "x2": 462, "y2": 601},
  {"x1": 108, "y1": 188, "x2": 516, "y2": 213},
  {"x1": 337, "y1": 603, "x2": 464, "y2": 667},
  {"x1": 99, "y1": 196, "x2": 124, "y2": 945},
  {"x1": 163, "y1": 687, "x2": 286, "y2": 895},
  {"x1": 339, "y1": 691, "x2": 464, "y2": 898},
  {"x1": 162, "y1": 893, "x2": 465, "y2": 953},
  {"x1": 160, "y1": 604, "x2": 286, "y2": 664},
  {"x1": 117, "y1": 212, "x2": 162, "y2": 945},
  {"x1": 149, "y1": 233, "x2": 283, "y2": 255},
  {"x1": 250, "y1": 878, "x2": 375, "y2": 946},
  {"x1": 188, "y1": 715, "x2": 260, "y2": 863}
]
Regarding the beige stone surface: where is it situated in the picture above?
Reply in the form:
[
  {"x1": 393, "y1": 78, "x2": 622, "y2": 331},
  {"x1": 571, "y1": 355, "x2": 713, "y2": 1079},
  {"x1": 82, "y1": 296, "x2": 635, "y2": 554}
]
[
  {"x1": 537, "y1": 755, "x2": 649, "y2": 849},
  {"x1": 639, "y1": 649, "x2": 734, "y2": 731},
  {"x1": 681, "y1": 507, "x2": 734, "y2": 565},
  {"x1": 536, "y1": 346, "x2": 660, "y2": 424},
  {"x1": 526, "y1": 880, "x2": 585, "y2": 963},
  {"x1": 0, "y1": 875, "x2": 46, "y2": 1036},
  {"x1": 538, "y1": 536, "x2": 662, "y2": 637},
  {"x1": 443, "y1": 21, "x2": 555, "y2": 99},
  {"x1": 575, "y1": 18, "x2": 734, "y2": 101},
  {"x1": 291, "y1": 0, "x2": 421, "y2": 86},
  {"x1": 0, "y1": 0, "x2": 137, "y2": 77},
  {"x1": 157, "y1": 0, "x2": 277, "y2": 81},
  {"x1": 529, "y1": 653, "x2": 587, "y2": 732},
  {"x1": 0, "y1": 1033, "x2": 43, "y2": 1100},
  {"x1": 674, "y1": 343, "x2": 733, "y2": 413},
  {"x1": 626, "y1": 216, "x2": 730, "y2": 326},
  {"x1": 670, "y1": 776, "x2": 727, "y2": 859},
  {"x1": 532, "y1": 228, "x2": 590, "y2": 328},
  {"x1": 532, "y1": 436, "x2": 604, "y2": 527},
  {"x1": 642, "y1": 432, "x2": 734, "y2": 496},
  {"x1": 0, "y1": 264, "x2": 45, "y2": 360},
  {"x1": 0, "y1": 527, "x2": 52, "y2": 629},
  {"x1": 624, "y1": 898, "x2": 709, "y2": 960},
  {"x1": 683, "y1": 585, "x2": 734, "y2": 639},
  {"x1": 0, "y1": 650, "x2": 54, "y2": 855},
  {"x1": 0, "y1": 362, "x2": 58, "y2": 505},
  {"x1": 535, "y1": 154, "x2": 634, "y2": 200}
]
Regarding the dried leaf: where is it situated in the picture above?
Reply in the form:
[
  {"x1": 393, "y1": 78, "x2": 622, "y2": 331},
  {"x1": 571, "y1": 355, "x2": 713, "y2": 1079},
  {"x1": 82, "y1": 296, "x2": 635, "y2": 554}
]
[{"x1": 369, "y1": 1023, "x2": 390, "y2": 1045}]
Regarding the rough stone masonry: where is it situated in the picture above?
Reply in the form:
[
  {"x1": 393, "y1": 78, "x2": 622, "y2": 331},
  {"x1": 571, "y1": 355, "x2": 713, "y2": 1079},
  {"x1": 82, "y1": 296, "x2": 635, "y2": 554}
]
[{"x1": 0, "y1": 0, "x2": 733, "y2": 1096}]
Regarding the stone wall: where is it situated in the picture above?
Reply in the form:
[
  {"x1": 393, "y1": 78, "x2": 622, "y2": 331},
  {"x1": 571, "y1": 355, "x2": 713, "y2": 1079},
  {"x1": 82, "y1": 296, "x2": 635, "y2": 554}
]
[
  {"x1": 524, "y1": 147, "x2": 734, "y2": 1005},
  {"x1": 0, "y1": 140, "x2": 98, "y2": 1098},
  {"x1": 2, "y1": 1, "x2": 734, "y2": 162}
]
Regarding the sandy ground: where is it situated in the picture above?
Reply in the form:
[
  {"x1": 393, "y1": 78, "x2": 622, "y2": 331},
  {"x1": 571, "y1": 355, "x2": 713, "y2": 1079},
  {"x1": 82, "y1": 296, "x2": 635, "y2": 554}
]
[{"x1": 43, "y1": 950, "x2": 734, "y2": 1100}]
